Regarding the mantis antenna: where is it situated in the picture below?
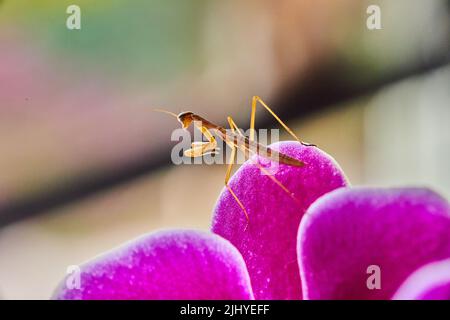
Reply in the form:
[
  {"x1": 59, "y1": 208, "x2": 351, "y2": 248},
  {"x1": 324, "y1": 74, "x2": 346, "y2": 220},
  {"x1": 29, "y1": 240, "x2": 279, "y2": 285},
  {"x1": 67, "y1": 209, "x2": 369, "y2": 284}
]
[{"x1": 153, "y1": 108, "x2": 179, "y2": 119}]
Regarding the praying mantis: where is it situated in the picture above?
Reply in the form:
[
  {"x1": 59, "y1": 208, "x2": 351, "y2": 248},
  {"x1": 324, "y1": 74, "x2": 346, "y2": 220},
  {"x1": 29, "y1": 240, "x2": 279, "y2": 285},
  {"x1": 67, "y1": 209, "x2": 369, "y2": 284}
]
[{"x1": 155, "y1": 96, "x2": 314, "y2": 223}]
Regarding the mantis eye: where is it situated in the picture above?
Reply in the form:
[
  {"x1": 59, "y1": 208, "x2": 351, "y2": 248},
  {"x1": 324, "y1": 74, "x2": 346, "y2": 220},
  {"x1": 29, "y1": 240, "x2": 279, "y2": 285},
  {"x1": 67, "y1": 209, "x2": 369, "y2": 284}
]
[{"x1": 179, "y1": 117, "x2": 192, "y2": 129}]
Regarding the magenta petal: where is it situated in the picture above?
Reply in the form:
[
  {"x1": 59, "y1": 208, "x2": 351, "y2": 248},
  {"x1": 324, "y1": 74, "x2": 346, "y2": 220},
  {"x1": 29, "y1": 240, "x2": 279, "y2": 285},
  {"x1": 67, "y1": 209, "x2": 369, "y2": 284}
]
[
  {"x1": 298, "y1": 187, "x2": 450, "y2": 299},
  {"x1": 393, "y1": 259, "x2": 450, "y2": 300},
  {"x1": 53, "y1": 230, "x2": 254, "y2": 300},
  {"x1": 212, "y1": 141, "x2": 349, "y2": 299}
]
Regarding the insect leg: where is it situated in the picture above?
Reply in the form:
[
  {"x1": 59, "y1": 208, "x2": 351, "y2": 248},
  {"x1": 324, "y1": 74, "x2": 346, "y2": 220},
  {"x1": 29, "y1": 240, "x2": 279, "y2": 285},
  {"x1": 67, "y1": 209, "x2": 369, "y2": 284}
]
[
  {"x1": 227, "y1": 116, "x2": 244, "y2": 137},
  {"x1": 225, "y1": 144, "x2": 250, "y2": 225},
  {"x1": 184, "y1": 125, "x2": 218, "y2": 157},
  {"x1": 238, "y1": 106, "x2": 302, "y2": 204},
  {"x1": 250, "y1": 96, "x2": 315, "y2": 146},
  {"x1": 250, "y1": 157, "x2": 301, "y2": 206}
]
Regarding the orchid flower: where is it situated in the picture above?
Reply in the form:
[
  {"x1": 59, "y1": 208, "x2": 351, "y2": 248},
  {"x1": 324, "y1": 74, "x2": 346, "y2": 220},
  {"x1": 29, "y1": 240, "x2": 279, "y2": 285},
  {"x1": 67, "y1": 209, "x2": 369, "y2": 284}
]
[
  {"x1": 53, "y1": 142, "x2": 450, "y2": 300},
  {"x1": 53, "y1": 230, "x2": 253, "y2": 300}
]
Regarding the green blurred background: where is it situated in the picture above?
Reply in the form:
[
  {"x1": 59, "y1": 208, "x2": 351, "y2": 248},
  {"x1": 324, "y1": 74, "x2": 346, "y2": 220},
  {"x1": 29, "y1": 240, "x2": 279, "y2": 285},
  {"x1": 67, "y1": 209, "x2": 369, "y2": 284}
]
[{"x1": 0, "y1": 0, "x2": 449, "y2": 299}]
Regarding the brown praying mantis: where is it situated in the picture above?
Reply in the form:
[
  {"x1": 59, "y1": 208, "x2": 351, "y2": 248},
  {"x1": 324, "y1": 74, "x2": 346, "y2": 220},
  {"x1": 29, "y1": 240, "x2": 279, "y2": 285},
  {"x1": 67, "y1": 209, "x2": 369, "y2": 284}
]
[{"x1": 155, "y1": 96, "x2": 314, "y2": 222}]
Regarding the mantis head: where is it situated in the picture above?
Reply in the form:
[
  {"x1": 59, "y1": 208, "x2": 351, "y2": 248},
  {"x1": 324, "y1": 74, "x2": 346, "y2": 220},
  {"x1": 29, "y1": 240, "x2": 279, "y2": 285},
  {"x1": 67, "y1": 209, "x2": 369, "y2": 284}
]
[{"x1": 177, "y1": 111, "x2": 195, "y2": 129}]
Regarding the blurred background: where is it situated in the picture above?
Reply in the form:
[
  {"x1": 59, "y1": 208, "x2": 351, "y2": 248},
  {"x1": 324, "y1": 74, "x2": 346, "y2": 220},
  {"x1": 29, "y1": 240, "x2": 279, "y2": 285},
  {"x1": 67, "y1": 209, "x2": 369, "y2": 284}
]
[{"x1": 0, "y1": 0, "x2": 449, "y2": 299}]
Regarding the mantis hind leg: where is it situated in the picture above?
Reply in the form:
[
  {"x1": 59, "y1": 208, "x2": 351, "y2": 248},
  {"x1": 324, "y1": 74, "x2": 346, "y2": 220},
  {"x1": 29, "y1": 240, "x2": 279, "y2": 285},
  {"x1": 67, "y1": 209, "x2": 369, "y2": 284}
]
[
  {"x1": 247, "y1": 97, "x2": 305, "y2": 204},
  {"x1": 249, "y1": 95, "x2": 315, "y2": 146},
  {"x1": 226, "y1": 115, "x2": 299, "y2": 220}
]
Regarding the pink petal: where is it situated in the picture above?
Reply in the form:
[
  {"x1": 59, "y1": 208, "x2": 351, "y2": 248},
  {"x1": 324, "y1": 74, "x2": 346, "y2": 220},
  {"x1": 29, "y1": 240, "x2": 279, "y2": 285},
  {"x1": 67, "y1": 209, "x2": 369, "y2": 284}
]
[
  {"x1": 53, "y1": 230, "x2": 254, "y2": 300},
  {"x1": 393, "y1": 258, "x2": 450, "y2": 300},
  {"x1": 298, "y1": 187, "x2": 450, "y2": 299},
  {"x1": 212, "y1": 141, "x2": 349, "y2": 299}
]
